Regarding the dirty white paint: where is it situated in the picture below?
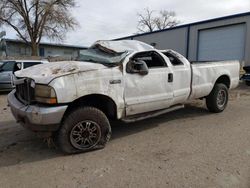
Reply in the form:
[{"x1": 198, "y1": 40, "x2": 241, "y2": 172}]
[
  {"x1": 160, "y1": 50, "x2": 240, "y2": 100},
  {"x1": 93, "y1": 40, "x2": 154, "y2": 53},
  {"x1": 190, "y1": 61, "x2": 240, "y2": 99},
  {"x1": 160, "y1": 50, "x2": 192, "y2": 104},
  {"x1": 13, "y1": 40, "x2": 240, "y2": 119},
  {"x1": 52, "y1": 65, "x2": 126, "y2": 118},
  {"x1": 123, "y1": 49, "x2": 239, "y2": 116},
  {"x1": 14, "y1": 61, "x2": 107, "y2": 84}
]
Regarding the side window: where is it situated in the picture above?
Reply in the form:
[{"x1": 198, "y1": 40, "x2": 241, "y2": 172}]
[
  {"x1": 133, "y1": 51, "x2": 167, "y2": 68},
  {"x1": 1, "y1": 61, "x2": 16, "y2": 71},
  {"x1": 23, "y1": 62, "x2": 41, "y2": 69},
  {"x1": 163, "y1": 52, "x2": 184, "y2": 66}
]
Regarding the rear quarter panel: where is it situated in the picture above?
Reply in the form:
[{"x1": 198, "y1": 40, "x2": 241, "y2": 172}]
[{"x1": 190, "y1": 61, "x2": 240, "y2": 99}]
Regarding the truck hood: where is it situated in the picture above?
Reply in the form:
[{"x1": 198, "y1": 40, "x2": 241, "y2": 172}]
[{"x1": 14, "y1": 61, "x2": 107, "y2": 84}]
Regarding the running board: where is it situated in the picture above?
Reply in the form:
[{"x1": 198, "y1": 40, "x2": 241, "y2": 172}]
[{"x1": 121, "y1": 104, "x2": 184, "y2": 123}]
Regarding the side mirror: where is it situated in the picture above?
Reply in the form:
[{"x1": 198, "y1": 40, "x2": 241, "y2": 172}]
[{"x1": 126, "y1": 59, "x2": 149, "y2": 75}]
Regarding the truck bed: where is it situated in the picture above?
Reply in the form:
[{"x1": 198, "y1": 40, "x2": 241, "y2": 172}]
[{"x1": 190, "y1": 60, "x2": 240, "y2": 99}]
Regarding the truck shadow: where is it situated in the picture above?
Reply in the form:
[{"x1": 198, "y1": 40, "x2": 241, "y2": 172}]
[
  {"x1": 0, "y1": 104, "x2": 210, "y2": 168},
  {"x1": 111, "y1": 104, "x2": 209, "y2": 139},
  {"x1": 0, "y1": 91, "x2": 11, "y2": 95}
]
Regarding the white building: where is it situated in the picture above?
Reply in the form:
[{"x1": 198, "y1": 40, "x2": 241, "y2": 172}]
[{"x1": 0, "y1": 38, "x2": 87, "y2": 59}]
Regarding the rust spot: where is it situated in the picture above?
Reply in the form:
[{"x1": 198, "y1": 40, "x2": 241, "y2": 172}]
[
  {"x1": 52, "y1": 68, "x2": 61, "y2": 74},
  {"x1": 51, "y1": 66, "x2": 77, "y2": 75},
  {"x1": 67, "y1": 68, "x2": 76, "y2": 72}
]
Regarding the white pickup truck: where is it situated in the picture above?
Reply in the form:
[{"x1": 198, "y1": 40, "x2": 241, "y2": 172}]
[{"x1": 8, "y1": 40, "x2": 240, "y2": 154}]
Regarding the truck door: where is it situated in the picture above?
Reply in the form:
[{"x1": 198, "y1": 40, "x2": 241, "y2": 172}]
[
  {"x1": 124, "y1": 51, "x2": 174, "y2": 116},
  {"x1": 162, "y1": 51, "x2": 192, "y2": 104}
]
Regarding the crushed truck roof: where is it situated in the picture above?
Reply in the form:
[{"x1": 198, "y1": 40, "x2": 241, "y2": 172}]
[{"x1": 92, "y1": 40, "x2": 154, "y2": 53}]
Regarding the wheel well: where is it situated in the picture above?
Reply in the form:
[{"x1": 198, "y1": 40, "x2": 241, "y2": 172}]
[
  {"x1": 64, "y1": 94, "x2": 117, "y2": 120},
  {"x1": 215, "y1": 75, "x2": 230, "y2": 88}
]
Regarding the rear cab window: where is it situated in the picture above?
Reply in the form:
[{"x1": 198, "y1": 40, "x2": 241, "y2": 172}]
[{"x1": 163, "y1": 52, "x2": 184, "y2": 66}]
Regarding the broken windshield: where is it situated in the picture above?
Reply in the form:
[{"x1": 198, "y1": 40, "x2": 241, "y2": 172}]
[{"x1": 77, "y1": 47, "x2": 129, "y2": 66}]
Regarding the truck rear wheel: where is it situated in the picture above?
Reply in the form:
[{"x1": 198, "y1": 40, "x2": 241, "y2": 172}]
[
  {"x1": 206, "y1": 83, "x2": 228, "y2": 113},
  {"x1": 56, "y1": 107, "x2": 111, "y2": 154},
  {"x1": 246, "y1": 81, "x2": 250, "y2": 86}
]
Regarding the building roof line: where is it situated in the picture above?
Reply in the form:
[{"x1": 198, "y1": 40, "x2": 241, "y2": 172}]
[
  {"x1": 115, "y1": 11, "x2": 250, "y2": 40},
  {"x1": 2, "y1": 38, "x2": 87, "y2": 49}
]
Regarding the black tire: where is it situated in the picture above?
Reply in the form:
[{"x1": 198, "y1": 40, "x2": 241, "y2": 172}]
[
  {"x1": 246, "y1": 81, "x2": 250, "y2": 86},
  {"x1": 206, "y1": 83, "x2": 228, "y2": 113},
  {"x1": 56, "y1": 107, "x2": 111, "y2": 154}
]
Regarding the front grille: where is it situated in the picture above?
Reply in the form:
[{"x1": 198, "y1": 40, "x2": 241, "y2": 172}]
[{"x1": 15, "y1": 78, "x2": 35, "y2": 105}]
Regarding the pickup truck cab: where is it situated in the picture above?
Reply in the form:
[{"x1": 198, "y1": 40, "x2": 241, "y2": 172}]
[
  {"x1": 7, "y1": 40, "x2": 240, "y2": 154},
  {"x1": 0, "y1": 60, "x2": 48, "y2": 91}
]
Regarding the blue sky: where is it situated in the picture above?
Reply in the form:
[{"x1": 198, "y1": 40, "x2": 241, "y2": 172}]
[{"x1": 2, "y1": 0, "x2": 250, "y2": 47}]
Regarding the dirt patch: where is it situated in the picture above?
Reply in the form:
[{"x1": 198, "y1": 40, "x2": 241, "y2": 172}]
[{"x1": 0, "y1": 84, "x2": 249, "y2": 187}]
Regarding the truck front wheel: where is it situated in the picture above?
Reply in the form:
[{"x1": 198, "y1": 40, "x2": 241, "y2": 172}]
[
  {"x1": 206, "y1": 83, "x2": 228, "y2": 113},
  {"x1": 56, "y1": 107, "x2": 111, "y2": 154}
]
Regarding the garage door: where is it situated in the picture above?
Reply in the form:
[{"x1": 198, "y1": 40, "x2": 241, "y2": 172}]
[{"x1": 198, "y1": 24, "x2": 246, "y2": 61}]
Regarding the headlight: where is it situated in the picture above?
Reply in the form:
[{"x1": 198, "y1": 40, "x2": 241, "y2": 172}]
[{"x1": 35, "y1": 85, "x2": 57, "y2": 104}]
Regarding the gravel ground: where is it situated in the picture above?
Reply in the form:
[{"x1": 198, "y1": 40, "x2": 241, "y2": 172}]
[{"x1": 0, "y1": 84, "x2": 250, "y2": 188}]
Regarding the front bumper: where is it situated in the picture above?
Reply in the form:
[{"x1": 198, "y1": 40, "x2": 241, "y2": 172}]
[{"x1": 7, "y1": 90, "x2": 68, "y2": 132}]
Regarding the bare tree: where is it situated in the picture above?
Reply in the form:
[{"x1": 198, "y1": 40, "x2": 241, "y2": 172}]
[
  {"x1": 137, "y1": 8, "x2": 156, "y2": 33},
  {"x1": 137, "y1": 8, "x2": 180, "y2": 33},
  {"x1": 0, "y1": 0, "x2": 77, "y2": 56},
  {"x1": 154, "y1": 10, "x2": 179, "y2": 30}
]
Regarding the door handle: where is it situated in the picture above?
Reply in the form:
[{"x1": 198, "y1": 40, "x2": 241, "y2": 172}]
[{"x1": 168, "y1": 73, "x2": 173, "y2": 82}]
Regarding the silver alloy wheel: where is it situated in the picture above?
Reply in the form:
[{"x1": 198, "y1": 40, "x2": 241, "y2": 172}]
[
  {"x1": 217, "y1": 90, "x2": 227, "y2": 108},
  {"x1": 70, "y1": 120, "x2": 101, "y2": 150}
]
